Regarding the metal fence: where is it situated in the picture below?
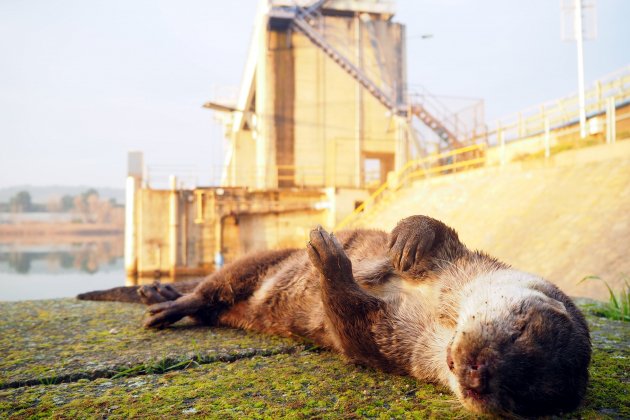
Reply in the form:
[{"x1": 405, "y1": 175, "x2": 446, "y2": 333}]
[{"x1": 486, "y1": 65, "x2": 630, "y2": 146}]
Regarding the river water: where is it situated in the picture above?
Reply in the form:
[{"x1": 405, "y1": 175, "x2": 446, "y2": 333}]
[{"x1": 0, "y1": 237, "x2": 126, "y2": 301}]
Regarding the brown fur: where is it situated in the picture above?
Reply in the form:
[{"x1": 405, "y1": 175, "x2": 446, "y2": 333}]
[{"x1": 78, "y1": 215, "x2": 591, "y2": 417}]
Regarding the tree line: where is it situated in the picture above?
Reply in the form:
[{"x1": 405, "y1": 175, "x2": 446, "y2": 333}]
[{"x1": 1, "y1": 189, "x2": 124, "y2": 225}]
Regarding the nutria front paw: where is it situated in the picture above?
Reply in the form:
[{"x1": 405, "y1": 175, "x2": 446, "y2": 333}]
[
  {"x1": 388, "y1": 215, "x2": 442, "y2": 272},
  {"x1": 307, "y1": 225, "x2": 353, "y2": 283}
]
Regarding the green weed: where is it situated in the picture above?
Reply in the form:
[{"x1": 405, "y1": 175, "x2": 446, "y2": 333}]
[
  {"x1": 579, "y1": 275, "x2": 630, "y2": 322},
  {"x1": 38, "y1": 376, "x2": 59, "y2": 386}
]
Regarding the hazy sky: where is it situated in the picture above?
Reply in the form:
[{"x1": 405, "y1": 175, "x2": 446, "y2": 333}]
[{"x1": 1, "y1": 0, "x2": 628, "y2": 189}]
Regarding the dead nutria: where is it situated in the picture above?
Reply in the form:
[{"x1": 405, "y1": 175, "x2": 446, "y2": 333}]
[{"x1": 78, "y1": 215, "x2": 591, "y2": 417}]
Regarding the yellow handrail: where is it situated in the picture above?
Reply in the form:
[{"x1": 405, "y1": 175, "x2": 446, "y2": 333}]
[
  {"x1": 486, "y1": 65, "x2": 630, "y2": 141},
  {"x1": 335, "y1": 144, "x2": 486, "y2": 231},
  {"x1": 407, "y1": 157, "x2": 487, "y2": 181}
]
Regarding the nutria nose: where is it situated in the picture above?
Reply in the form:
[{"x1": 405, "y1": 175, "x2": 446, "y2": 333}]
[{"x1": 463, "y1": 361, "x2": 488, "y2": 394}]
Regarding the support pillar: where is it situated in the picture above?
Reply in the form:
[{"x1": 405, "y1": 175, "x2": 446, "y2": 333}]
[
  {"x1": 498, "y1": 123, "x2": 506, "y2": 166},
  {"x1": 124, "y1": 176, "x2": 138, "y2": 277},
  {"x1": 124, "y1": 151, "x2": 144, "y2": 278},
  {"x1": 544, "y1": 118, "x2": 551, "y2": 159},
  {"x1": 606, "y1": 97, "x2": 616, "y2": 144},
  {"x1": 169, "y1": 175, "x2": 179, "y2": 278}
]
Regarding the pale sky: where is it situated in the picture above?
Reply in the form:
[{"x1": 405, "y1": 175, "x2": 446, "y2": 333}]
[{"x1": 0, "y1": 0, "x2": 628, "y2": 189}]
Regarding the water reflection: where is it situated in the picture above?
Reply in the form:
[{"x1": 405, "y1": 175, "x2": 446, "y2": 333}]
[
  {"x1": 0, "y1": 236, "x2": 125, "y2": 301},
  {"x1": 0, "y1": 236, "x2": 206, "y2": 301},
  {"x1": 0, "y1": 238, "x2": 124, "y2": 275}
]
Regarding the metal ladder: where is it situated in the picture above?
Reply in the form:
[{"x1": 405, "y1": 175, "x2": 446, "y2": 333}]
[
  {"x1": 291, "y1": 5, "x2": 402, "y2": 114},
  {"x1": 410, "y1": 103, "x2": 461, "y2": 146},
  {"x1": 290, "y1": 1, "x2": 461, "y2": 145}
]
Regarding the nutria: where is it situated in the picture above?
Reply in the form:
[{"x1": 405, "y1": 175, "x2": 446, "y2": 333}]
[{"x1": 78, "y1": 215, "x2": 591, "y2": 417}]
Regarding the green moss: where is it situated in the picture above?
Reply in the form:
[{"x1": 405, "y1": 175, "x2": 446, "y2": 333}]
[
  {"x1": 0, "y1": 299, "x2": 628, "y2": 418},
  {"x1": 0, "y1": 352, "x2": 475, "y2": 419},
  {"x1": 579, "y1": 350, "x2": 630, "y2": 418},
  {"x1": 0, "y1": 299, "x2": 296, "y2": 386}
]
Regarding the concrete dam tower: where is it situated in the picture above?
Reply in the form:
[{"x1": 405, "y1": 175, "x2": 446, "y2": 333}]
[
  {"x1": 206, "y1": 0, "x2": 409, "y2": 204},
  {"x1": 127, "y1": 1, "x2": 471, "y2": 279}
]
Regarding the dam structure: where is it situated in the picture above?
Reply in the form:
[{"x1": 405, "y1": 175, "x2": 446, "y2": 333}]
[
  {"x1": 125, "y1": 0, "x2": 481, "y2": 280},
  {"x1": 125, "y1": 0, "x2": 629, "y2": 283}
]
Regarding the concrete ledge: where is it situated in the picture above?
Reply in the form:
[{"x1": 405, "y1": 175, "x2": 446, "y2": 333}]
[
  {"x1": 0, "y1": 299, "x2": 296, "y2": 388},
  {"x1": 1, "y1": 352, "x2": 467, "y2": 418},
  {"x1": 0, "y1": 299, "x2": 628, "y2": 418}
]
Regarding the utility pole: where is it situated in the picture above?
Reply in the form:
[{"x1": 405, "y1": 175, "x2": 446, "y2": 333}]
[
  {"x1": 562, "y1": 0, "x2": 597, "y2": 140},
  {"x1": 574, "y1": 0, "x2": 587, "y2": 139}
]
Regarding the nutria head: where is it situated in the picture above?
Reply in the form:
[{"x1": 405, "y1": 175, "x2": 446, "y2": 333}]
[{"x1": 447, "y1": 270, "x2": 591, "y2": 417}]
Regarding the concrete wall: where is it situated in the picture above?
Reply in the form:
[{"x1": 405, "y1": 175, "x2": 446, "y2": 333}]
[
  {"x1": 136, "y1": 189, "x2": 170, "y2": 276},
  {"x1": 229, "y1": 13, "x2": 405, "y2": 190},
  {"x1": 232, "y1": 209, "x2": 326, "y2": 254},
  {"x1": 131, "y1": 187, "x2": 329, "y2": 278},
  {"x1": 228, "y1": 130, "x2": 257, "y2": 187},
  {"x1": 327, "y1": 187, "x2": 371, "y2": 227}
]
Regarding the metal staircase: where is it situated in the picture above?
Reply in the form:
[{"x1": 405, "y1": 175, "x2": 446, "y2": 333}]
[
  {"x1": 291, "y1": 16, "x2": 402, "y2": 114},
  {"x1": 286, "y1": 1, "x2": 463, "y2": 146},
  {"x1": 410, "y1": 103, "x2": 461, "y2": 147}
]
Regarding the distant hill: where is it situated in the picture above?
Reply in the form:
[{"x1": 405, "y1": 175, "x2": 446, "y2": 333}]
[{"x1": 0, "y1": 186, "x2": 125, "y2": 205}]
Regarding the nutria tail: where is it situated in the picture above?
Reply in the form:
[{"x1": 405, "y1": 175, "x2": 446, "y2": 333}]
[
  {"x1": 77, "y1": 285, "x2": 145, "y2": 303},
  {"x1": 77, "y1": 278, "x2": 204, "y2": 303}
]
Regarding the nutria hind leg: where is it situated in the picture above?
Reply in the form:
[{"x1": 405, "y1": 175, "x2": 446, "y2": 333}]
[
  {"x1": 144, "y1": 248, "x2": 299, "y2": 329},
  {"x1": 144, "y1": 293, "x2": 208, "y2": 328}
]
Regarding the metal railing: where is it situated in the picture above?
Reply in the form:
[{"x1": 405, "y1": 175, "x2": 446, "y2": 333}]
[
  {"x1": 493, "y1": 104, "x2": 630, "y2": 165},
  {"x1": 335, "y1": 144, "x2": 486, "y2": 231},
  {"x1": 147, "y1": 163, "x2": 362, "y2": 190},
  {"x1": 334, "y1": 76, "x2": 630, "y2": 232},
  {"x1": 487, "y1": 65, "x2": 630, "y2": 145},
  {"x1": 409, "y1": 88, "x2": 485, "y2": 147}
]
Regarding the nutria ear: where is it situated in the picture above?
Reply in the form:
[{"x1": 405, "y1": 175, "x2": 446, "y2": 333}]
[
  {"x1": 512, "y1": 291, "x2": 569, "y2": 329},
  {"x1": 539, "y1": 294, "x2": 569, "y2": 316},
  {"x1": 518, "y1": 296, "x2": 574, "y2": 349}
]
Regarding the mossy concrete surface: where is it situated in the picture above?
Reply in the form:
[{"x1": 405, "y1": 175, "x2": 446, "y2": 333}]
[
  {"x1": 0, "y1": 299, "x2": 628, "y2": 419},
  {"x1": 0, "y1": 299, "x2": 296, "y2": 388},
  {"x1": 1, "y1": 352, "x2": 466, "y2": 419}
]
